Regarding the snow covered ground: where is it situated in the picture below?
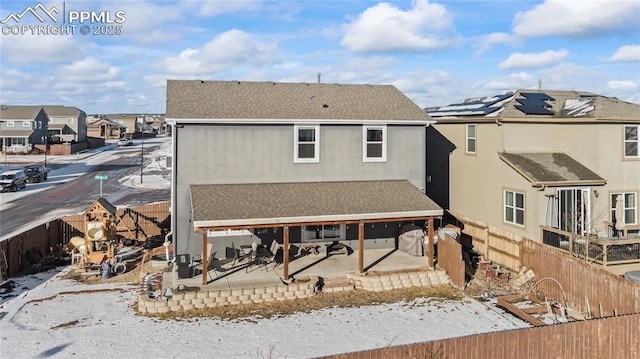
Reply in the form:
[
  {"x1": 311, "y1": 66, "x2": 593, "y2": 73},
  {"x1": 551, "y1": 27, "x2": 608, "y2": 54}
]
[{"x1": 0, "y1": 266, "x2": 530, "y2": 359}]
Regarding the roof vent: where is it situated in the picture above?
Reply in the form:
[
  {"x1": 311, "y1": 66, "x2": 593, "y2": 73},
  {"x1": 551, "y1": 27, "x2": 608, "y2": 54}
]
[{"x1": 322, "y1": 104, "x2": 329, "y2": 108}]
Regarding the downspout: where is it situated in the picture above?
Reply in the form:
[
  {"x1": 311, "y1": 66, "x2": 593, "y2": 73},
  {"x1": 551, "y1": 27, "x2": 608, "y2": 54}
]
[{"x1": 169, "y1": 122, "x2": 178, "y2": 290}]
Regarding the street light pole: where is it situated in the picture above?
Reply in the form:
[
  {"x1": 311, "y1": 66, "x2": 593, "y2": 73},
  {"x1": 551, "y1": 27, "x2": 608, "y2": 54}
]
[
  {"x1": 44, "y1": 136, "x2": 48, "y2": 168},
  {"x1": 140, "y1": 129, "x2": 144, "y2": 184}
]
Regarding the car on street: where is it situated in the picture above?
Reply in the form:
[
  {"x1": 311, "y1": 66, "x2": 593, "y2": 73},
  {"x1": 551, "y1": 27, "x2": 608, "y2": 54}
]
[
  {"x1": 23, "y1": 165, "x2": 49, "y2": 183},
  {"x1": 0, "y1": 169, "x2": 27, "y2": 192},
  {"x1": 118, "y1": 137, "x2": 134, "y2": 146}
]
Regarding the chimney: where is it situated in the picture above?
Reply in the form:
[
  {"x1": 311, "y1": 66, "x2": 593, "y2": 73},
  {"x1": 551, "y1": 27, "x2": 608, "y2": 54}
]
[{"x1": 317, "y1": 72, "x2": 321, "y2": 84}]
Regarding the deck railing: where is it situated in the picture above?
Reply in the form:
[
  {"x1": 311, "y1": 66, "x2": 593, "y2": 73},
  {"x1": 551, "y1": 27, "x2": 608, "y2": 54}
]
[{"x1": 540, "y1": 226, "x2": 640, "y2": 268}]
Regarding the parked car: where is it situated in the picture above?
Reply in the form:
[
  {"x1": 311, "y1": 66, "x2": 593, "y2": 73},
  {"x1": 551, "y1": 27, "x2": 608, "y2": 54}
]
[
  {"x1": 23, "y1": 165, "x2": 49, "y2": 183},
  {"x1": 0, "y1": 169, "x2": 27, "y2": 192},
  {"x1": 118, "y1": 137, "x2": 133, "y2": 146}
]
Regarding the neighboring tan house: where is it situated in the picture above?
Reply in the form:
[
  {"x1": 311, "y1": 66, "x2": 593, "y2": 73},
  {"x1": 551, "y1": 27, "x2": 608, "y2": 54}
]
[
  {"x1": 166, "y1": 80, "x2": 443, "y2": 278},
  {"x1": 104, "y1": 114, "x2": 141, "y2": 137},
  {"x1": 87, "y1": 116, "x2": 126, "y2": 139},
  {"x1": 427, "y1": 89, "x2": 640, "y2": 248},
  {"x1": 0, "y1": 105, "x2": 49, "y2": 154},
  {"x1": 43, "y1": 105, "x2": 87, "y2": 143}
]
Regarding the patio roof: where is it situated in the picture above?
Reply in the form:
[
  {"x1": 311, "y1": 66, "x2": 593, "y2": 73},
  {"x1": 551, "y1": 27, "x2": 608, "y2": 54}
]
[
  {"x1": 190, "y1": 180, "x2": 443, "y2": 230},
  {"x1": 498, "y1": 152, "x2": 606, "y2": 187}
]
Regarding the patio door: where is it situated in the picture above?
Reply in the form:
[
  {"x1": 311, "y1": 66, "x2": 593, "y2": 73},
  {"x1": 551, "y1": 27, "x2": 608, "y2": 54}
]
[{"x1": 557, "y1": 188, "x2": 591, "y2": 235}]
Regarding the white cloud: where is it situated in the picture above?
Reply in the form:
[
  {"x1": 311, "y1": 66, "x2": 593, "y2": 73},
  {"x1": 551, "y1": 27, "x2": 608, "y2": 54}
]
[
  {"x1": 498, "y1": 49, "x2": 569, "y2": 70},
  {"x1": 57, "y1": 57, "x2": 120, "y2": 82},
  {"x1": 183, "y1": 0, "x2": 263, "y2": 16},
  {"x1": 513, "y1": 0, "x2": 640, "y2": 37},
  {"x1": 608, "y1": 45, "x2": 640, "y2": 62},
  {"x1": 0, "y1": 34, "x2": 84, "y2": 64},
  {"x1": 474, "y1": 32, "x2": 519, "y2": 55},
  {"x1": 341, "y1": 0, "x2": 457, "y2": 52},
  {"x1": 483, "y1": 72, "x2": 535, "y2": 92},
  {"x1": 608, "y1": 80, "x2": 637, "y2": 91},
  {"x1": 163, "y1": 29, "x2": 278, "y2": 76}
]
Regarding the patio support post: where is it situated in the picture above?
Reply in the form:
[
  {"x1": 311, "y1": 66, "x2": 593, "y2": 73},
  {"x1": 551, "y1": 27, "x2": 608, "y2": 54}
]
[
  {"x1": 283, "y1": 225, "x2": 290, "y2": 279},
  {"x1": 358, "y1": 220, "x2": 364, "y2": 273},
  {"x1": 427, "y1": 217, "x2": 434, "y2": 268},
  {"x1": 201, "y1": 231, "x2": 207, "y2": 285}
]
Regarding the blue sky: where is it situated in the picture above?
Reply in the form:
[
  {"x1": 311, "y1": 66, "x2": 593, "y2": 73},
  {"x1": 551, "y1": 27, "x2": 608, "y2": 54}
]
[{"x1": 1, "y1": 0, "x2": 639, "y2": 114}]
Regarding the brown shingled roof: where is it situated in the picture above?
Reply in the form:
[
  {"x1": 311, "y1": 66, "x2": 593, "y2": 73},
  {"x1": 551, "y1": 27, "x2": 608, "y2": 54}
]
[
  {"x1": 498, "y1": 152, "x2": 606, "y2": 186},
  {"x1": 0, "y1": 105, "x2": 43, "y2": 120},
  {"x1": 166, "y1": 80, "x2": 432, "y2": 122},
  {"x1": 190, "y1": 180, "x2": 442, "y2": 229},
  {"x1": 42, "y1": 105, "x2": 83, "y2": 117}
]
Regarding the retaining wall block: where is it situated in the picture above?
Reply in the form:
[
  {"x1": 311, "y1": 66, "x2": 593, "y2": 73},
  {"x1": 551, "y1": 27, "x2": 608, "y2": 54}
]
[
  {"x1": 183, "y1": 292, "x2": 197, "y2": 300},
  {"x1": 208, "y1": 290, "x2": 220, "y2": 298},
  {"x1": 179, "y1": 299, "x2": 192, "y2": 306},
  {"x1": 196, "y1": 291, "x2": 209, "y2": 299},
  {"x1": 154, "y1": 300, "x2": 168, "y2": 309},
  {"x1": 168, "y1": 299, "x2": 181, "y2": 307},
  {"x1": 206, "y1": 301, "x2": 219, "y2": 308},
  {"x1": 146, "y1": 306, "x2": 158, "y2": 314},
  {"x1": 265, "y1": 286, "x2": 277, "y2": 294},
  {"x1": 250, "y1": 293, "x2": 262, "y2": 301},
  {"x1": 277, "y1": 286, "x2": 288, "y2": 293},
  {"x1": 194, "y1": 303, "x2": 207, "y2": 309},
  {"x1": 171, "y1": 293, "x2": 185, "y2": 300},
  {"x1": 169, "y1": 305, "x2": 182, "y2": 312},
  {"x1": 254, "y1": 287, "x2": 266, "y2": 295},
  {"x1": 191, "y1": 298, "x2": 204, "y2": 305},
  {"x1": 272, "y1": 292, "x2": 284, "y2": 299},
  {"x1": 231, "y1": 289, "x2": 243, "y2": 296},
  {"x1": 242, "y1": 288, "x2": 255, "y2": 296}
]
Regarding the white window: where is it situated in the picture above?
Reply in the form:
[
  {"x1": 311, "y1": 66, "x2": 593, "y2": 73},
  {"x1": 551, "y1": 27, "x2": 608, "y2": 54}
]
[
  {"x1": 294, "y1": 124, "x2": 319, "y2": 163},
  {"x1": 363, "y1": 125, "x2": 387, "y2": 162},
  {"x1": 624, "y1": 125, "x2": 639, "y2": 158},
  {"x1": 611, "y1": 192, "x2": 638, "y2": 225},
  {"x1": 22, "y1": 121, "x2": 30, "y2": 127},
  {"x1": 7, "y1": 120, "x2": 14, "y2": 127},
  {"x1": 504, "y1": 190, "x2": 525, "y2": 226},
  {"x1": 466, "y1": 124, "x2": 476, "y2": 154}
]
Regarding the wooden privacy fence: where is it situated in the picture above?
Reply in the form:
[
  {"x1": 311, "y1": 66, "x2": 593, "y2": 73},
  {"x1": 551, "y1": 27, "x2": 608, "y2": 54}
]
[
  {"x1": 0, "y1": 201, "x2": 170, "y2": 278},
  {"x1": 437, "y1": 226, "x2": 465, "y2": 289},
  {"x1": 521, "y1": 238, "x2": 640, "y2": 317},
  {"x1": 319, "y1": 313, "x2": 640, "y2": 359},
  {"x1": 450, "y1": 211, "x2": 522, "y2": 271}
]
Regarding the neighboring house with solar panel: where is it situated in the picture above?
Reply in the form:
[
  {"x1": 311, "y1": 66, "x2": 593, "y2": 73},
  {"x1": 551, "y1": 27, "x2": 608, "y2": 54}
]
[
  {"x1": 426, "y1": 89, "x2": 640, "y2": 266},
  {"x1": 42, "y1": 105, "x2": 87, "y2": 143},
  {"x1": 0, "y1": 105, "x2": 49, "y2": 154},
  {"x1": 166, "y1": 80, "x2": 444, "y2": 279}
]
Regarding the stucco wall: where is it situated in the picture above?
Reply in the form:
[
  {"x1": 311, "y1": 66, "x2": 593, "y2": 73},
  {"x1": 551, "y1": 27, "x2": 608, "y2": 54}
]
[
  {"x1": 435, "y1": 121, "x2": 640, "y2": 241},
  {"x1": 174, "y1": 123, "x2": 427, "y2": 255}
]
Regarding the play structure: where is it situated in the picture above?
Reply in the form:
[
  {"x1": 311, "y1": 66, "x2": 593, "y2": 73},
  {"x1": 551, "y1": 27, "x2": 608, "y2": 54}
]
[{"x1": 67, "y1": 198, "x2": 137, "y2": 275}]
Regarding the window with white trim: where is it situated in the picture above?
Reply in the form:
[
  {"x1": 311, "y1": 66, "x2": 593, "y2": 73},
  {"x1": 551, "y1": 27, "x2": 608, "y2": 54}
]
[
  {"x1": 466, "y1": 124, "x2": 476, "y2": 154},
  {"x1": 7, "y1": 120, "x2": 14, "y2": 127},
  {"x1": 611, "y1": 192, "x2": 638, "y2": 225},
  {"x1": 22, "y1": 121, "x2": 30, "y2": 127},
  {"x1": 294, "y1": 124, "x2": 319, "y2": 163},
  {"x1": 504, "y1": 189, "x2": 525, "y2": 226},
  {"x1": 363, "y1": 125, "x2": 387, "y2": 162},
  {"x1": 624, "y1": 125, "x2": 639, "y2": 158}
]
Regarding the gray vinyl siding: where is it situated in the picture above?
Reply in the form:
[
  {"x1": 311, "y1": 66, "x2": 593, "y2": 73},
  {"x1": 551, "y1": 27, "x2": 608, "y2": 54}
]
[{"x1": 174, "y1": 123, "x2": 426, "y2": 254}]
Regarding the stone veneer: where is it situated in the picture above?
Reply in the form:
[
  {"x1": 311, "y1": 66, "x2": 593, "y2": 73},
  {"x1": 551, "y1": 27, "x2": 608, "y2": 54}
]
[{"x1": 137, "y1": 270, "x2": 451, "y2": 314}]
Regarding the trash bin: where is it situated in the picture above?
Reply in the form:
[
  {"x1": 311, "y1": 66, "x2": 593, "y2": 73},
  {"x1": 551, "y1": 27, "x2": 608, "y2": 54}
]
[{"x1": 176, "y1": 254, "x2": 191, "y2": 278}]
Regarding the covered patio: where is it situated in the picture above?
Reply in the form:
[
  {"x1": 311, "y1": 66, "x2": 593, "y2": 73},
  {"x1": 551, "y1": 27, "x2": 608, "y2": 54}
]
[{"x1": 187, "y1": 180, "x2": 443, "y2": 287}]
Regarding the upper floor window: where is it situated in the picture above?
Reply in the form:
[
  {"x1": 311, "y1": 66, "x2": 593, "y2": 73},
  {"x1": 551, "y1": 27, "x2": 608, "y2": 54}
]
[
  {"x1": 22, "y1": 121, "x2": 30, "y2": 127},
  {"x1": 363, "y1": 125, "x2": 387, "y2": 162},
  {"x1": 611, "y1": 192, "x2": 638, "y2": 226},
  {"x1": 504, "y1": 189, "x2": 525, "y2": 226},
  {"x1": 68, "y1": 118, "x2": 74, "y2": 123},
  {"x1": 625, "y1": 125, "x2": 639, "y2": 158},
  {"x1": 294, "y1": 124, "x2": 319, "y2": 163},
  {"x1": 7, "y1": 120, "x2": 15, "y2": 127},
  {"x1": 466, "y1": 124, "x2": 476, "y2": 154}
]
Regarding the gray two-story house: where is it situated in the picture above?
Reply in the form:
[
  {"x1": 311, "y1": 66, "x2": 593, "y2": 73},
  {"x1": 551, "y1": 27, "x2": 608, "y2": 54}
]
[
  {"x1": 165, "y1": 80, "x2": 443, "y2": 278},
  {"x1": 0, "y1": 105, "x2": 49, "y2": 154},
  {"x1": 43, "y1": 105, "x2": 87, "y2": 143}
]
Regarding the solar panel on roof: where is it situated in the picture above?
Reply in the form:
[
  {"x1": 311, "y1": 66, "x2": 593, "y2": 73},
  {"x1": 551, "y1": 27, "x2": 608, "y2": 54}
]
[
  {"x1": 426, "y1": 92, "x2": 511, "y2": 117},
  {"x1": 515, "y1": 93, "x2": 555, "y2": 115}
]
